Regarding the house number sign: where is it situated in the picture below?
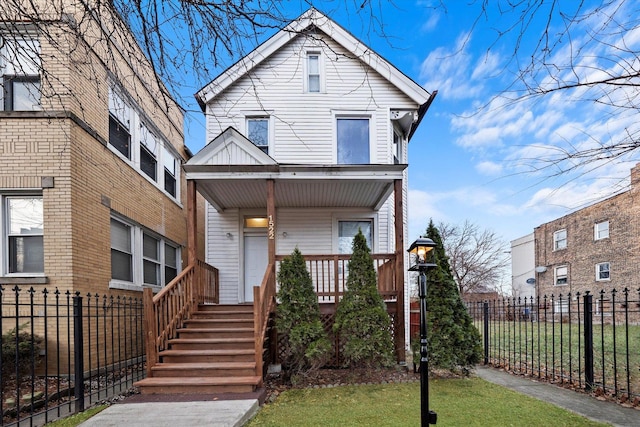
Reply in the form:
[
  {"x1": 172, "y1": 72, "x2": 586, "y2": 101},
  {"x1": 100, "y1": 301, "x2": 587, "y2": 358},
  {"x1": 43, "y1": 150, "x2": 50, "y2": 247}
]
[{"x1": 268, "y1": 215, "x2": 275, "y2": 240}]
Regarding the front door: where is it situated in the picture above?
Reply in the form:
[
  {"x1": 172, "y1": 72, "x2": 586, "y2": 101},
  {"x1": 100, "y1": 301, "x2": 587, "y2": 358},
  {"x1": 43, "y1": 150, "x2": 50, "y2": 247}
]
[{"x1": 243, "y1": 233, "x2": 268, "y2": 302}]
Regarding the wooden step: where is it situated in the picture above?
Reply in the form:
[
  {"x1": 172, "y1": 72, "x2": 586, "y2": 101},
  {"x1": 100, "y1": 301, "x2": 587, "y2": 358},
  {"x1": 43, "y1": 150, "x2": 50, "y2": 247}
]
[
  {"x1": 151, "y1": 362, "x2": 256, "y2": 377},
  {"x1": 169, "y1": 337, "x2": 254, "y2": 350},
  {"x1": 184, "y1": 318, "x2": 254, "y2": 329},
  {"x1": 177, "y1": 327, "x2": 254, "y2": 339},
  {"x1": 191, "y1": 311, "x2": 254, "y2": 321},
  {"x1": 159, "y1": 349, "x2": 255, "y2": 363},
  {"x1": 134, "y1": 376, "x2": 261, "y2": 394},
  {"x1": 198, "y1": 304, "x2": 254, "y2": 313}
]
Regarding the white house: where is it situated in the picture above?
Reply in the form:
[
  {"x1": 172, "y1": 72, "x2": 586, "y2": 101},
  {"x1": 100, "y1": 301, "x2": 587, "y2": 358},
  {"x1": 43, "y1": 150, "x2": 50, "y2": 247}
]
[
  {"x1": 510, "y1": 233, "x2": 536, "y2": 299},
  {"x1": 185, "y1": 8, "x2": 436, "y2": 360}
]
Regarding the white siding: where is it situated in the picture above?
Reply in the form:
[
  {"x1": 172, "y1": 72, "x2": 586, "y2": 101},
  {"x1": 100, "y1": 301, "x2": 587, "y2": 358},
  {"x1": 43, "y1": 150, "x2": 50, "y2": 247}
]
[
  {"x1": 206, "y1": 206, "x2": 241, "y2": 303},
  {"x1": 205, "y1": 34, "x2": 416, "y2": 165}
]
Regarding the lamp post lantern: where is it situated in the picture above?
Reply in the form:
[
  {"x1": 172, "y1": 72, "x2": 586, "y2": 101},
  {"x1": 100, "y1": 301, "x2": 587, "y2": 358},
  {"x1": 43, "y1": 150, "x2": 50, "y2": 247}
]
[{"x1": 408, "y1": 237, "x2": 438, "y2": 426}]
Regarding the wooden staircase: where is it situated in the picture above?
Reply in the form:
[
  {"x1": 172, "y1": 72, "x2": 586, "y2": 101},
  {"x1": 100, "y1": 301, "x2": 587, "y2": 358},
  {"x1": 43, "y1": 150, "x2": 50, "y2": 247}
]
[{"x1": 135, "y1": 304, "x2": 263, "y2": 394}]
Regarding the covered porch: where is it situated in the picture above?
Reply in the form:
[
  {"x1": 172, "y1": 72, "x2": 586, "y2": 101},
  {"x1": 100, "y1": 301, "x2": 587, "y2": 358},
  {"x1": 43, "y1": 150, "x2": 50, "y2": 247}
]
[{"x1": 184, "y1": 161, "x2": 408, "y2": 362}]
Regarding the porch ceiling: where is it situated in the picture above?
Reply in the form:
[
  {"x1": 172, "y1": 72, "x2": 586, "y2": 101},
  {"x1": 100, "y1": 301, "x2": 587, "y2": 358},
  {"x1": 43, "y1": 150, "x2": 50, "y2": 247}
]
[{"x1": 184, "y1": 164, "x2": 407, "y2": 212}]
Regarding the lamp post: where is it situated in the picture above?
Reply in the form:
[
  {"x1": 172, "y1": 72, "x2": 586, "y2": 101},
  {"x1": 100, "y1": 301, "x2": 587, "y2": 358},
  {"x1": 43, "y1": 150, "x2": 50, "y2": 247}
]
[{"x1": 408, "y1": 237, "x2": 437, "y2": 426}]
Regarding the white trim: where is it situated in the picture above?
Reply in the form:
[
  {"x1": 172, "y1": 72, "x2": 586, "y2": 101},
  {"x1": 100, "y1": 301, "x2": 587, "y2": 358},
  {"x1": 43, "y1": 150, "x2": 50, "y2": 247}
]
[
  {"x1": 594, "y1": 221, "x2": 609, "y2": 240},
  {"x1": 332, "y1": 111, "x2": 376, "y2": 164},
  {"x1": 553, "y1": 229, "x2": 567, "y2": 251},
  {"x1": 107, "y1": 84, "x2": 182, "y2": 204},
  {"x1": 304, "y1": 49, "x2": 324, "y2": 93},
  {"x1": 109, "y1": 214, "x2": 182, "y2": 290},
  {"x1": 332, "y1": 213, "x2": 377, "y2": 253},
  {"x1": 554, "y1": 265, "x2": 568, "y2": 286},
  {"x1": 595, "y1": 262, "x2": 610, "y2": 281}
]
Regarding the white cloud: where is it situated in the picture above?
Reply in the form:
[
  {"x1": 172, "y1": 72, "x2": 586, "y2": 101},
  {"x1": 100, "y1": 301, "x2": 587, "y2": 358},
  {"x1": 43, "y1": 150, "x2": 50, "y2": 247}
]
[{"x1": 476, "y1": 161, "x2": 503, "y2": 176}]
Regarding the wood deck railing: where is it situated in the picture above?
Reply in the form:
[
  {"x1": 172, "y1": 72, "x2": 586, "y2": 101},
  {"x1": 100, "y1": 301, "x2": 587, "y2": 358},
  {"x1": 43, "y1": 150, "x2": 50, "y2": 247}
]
[
  {"x1": 253, "y1": 262, "x2": 276, "y2": 384},
  {"x1": 274, "y1": 253, "x2": 397, "y2": 302},
  {"x1": 143, "y1": 259, "x2": 219, "y2": 376}
]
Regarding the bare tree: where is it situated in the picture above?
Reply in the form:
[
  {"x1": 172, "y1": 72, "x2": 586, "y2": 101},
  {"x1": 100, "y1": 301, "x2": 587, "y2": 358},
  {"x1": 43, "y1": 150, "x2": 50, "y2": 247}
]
[
  {"x1": 437, "y1": 220, "x2": 509, "y2": 295},
  {"x1": 0, "y1": 0, "x2": 391, "y2": 115},
  {"x1": 476, "y1": 1, "x2": 639, "y2": 181}
]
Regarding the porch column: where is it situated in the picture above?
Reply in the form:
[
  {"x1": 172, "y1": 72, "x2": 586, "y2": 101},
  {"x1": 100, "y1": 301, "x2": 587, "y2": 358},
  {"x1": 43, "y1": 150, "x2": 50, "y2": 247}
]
[
  {"x1": 187, "y1": 179, "x2": 197, "y2": 265},
  {"x1": 394, "y1": 179, "x2": 405, "y2": 361},
  {"x1": 267, "y1": 179, "x2": 276, "y2": 265}
]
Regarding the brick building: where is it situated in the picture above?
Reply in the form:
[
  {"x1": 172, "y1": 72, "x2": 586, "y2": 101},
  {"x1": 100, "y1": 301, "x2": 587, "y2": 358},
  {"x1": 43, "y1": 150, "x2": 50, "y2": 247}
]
[
  {"x1": 1, "y1": 2, "x2": 202, "y2": 319},
  {"x1": 534, "y1": 163, "x2": 640, "y2": 308}
]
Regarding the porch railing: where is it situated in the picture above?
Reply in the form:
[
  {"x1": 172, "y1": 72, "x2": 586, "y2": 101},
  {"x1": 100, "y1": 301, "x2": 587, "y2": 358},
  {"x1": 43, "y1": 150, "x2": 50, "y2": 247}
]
[
  {"x1": 143, "y1": 259, "x2": 219, "y2": 376},
  {"x1": 274, "y1": 253, "x2": 397, "y2": 302},
  {"x1": 253, "y1": 263, "x2": 277, "y2": 384}
]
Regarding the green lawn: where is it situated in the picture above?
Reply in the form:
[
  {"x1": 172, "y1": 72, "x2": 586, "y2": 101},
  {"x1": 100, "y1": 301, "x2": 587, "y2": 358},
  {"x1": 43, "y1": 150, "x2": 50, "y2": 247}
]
[
  {"x1": 476, "y1": 320, "x2": 640, "y2": 395},
  {"x1": 247, "y1": 378, "x2": 608, "y2": 426}
]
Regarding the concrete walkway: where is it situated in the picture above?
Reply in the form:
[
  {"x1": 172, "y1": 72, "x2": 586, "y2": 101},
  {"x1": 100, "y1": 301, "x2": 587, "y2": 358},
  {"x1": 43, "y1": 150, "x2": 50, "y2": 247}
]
[
  {"x1": 78, "y1": 399, "x2": 259, "y2": 427},
  {"x1": 475, "y1": 365, "x2": 639, "y2": 427}
]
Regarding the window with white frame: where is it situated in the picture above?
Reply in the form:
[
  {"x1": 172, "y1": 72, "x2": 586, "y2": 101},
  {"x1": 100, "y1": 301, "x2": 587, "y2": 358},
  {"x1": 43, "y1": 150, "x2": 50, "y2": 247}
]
[
  {"x1": 163, "y1": 146, "x2": 177, "y2": 197},
  {"x1": 246, "y1": 117, "x2": 269, "y2": 154},
  {"x1": 110, "y1": 216, "x2": 181, "y2": 289},
  {"x1": 1, "y1": 195, "x2": 44, "y2": 275},
  {"x1": 338, "y1": 220, "x2": 373, "y2": 254},
  {"x1": 306, "y1": 52, "x2": 320, "y2": 93},
  {"x1": 594, "y1": 221, "x2": 609, "y2": 240},
  {"x1": 139, "y1": 123, "x2": 158, "y2": 181},
  {"x1": 107, "y1": 86, "x2": 180, "y2": 200},
  {"x1": 553, "y1": 229, "x2": 567, "y2": 250},
  {"x1": 554, "y1": 299, "x2": 569, "y2": 314},
  {"x1": 596, "y1": 262, "x2": 610, "y2": 281},
  {"x1": 337, "y1": 117, "x2": 370, "y2": 164},
  {"x1": 0, "y1": 34, "x2": 41, "y2": 111},
  {"x1": 554, "y1": 265, "x2": 568, "y2": 286}
]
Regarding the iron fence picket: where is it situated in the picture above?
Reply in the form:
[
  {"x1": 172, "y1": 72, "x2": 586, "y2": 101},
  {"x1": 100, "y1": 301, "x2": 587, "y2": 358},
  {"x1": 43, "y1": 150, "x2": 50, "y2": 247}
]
[{"x1": 468, "y1": 288, "x2": 640, "y2": 404}]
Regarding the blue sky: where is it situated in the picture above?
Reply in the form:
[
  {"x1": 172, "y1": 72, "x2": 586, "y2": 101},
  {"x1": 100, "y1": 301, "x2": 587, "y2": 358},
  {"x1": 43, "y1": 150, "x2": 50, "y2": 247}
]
[{"x1": 180, "y1": 1, "x2": 640, "y2": 246}]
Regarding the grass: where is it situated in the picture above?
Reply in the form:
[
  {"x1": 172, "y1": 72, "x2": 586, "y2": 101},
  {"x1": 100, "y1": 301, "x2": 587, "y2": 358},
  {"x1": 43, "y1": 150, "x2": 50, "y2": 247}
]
[
  {"x1": 246, "y1": 378, "x2": 608, "y2": 426},
  {"x1": 476, "y1": 320, "x2": 640, "y2": 396},
  {"x1": 44, "y1": 405, "x2": 107, "y2": 427}
]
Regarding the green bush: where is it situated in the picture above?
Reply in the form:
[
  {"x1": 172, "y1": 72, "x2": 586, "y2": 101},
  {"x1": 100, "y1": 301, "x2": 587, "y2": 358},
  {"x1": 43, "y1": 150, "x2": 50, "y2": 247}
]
[
  {"x1": 276, "y1": 248, "x2": 331, "y2": 377},
  {"x1": 424, "y1": 221, "x2": 482, "y2": 372},
  {"x1": 333, "y1": 230, "x2": 395, "y2": 368},
  {"x1": 1, "y1": 324, "x2": 45, "y2": 380}
]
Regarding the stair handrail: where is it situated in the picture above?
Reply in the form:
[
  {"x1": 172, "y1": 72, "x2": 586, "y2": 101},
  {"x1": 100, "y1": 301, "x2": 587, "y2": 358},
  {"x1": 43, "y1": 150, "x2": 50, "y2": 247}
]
[
  {"x1": 143, "y1": 259, "x2": 219, "y2": 377},
  {"x1": 253, "y1": 262, "x2": 276, "y2": 385}
]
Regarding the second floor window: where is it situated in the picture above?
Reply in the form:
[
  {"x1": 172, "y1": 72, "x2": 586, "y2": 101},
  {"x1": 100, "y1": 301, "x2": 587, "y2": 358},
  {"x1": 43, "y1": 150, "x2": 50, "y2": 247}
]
[
  {"x1": 553, "y1": 229, "x2": 567, "y2": 250},
  {"x1": 337, "y1": 117, "x2": 370, "y2": 164},
  {"x1": 107, "y1": 86, "x2": 181, "y2": 200},
  {"x1": 0, "y1": 35, "x2": 41, "y2": 111},
  {"x1": 247, "y1": 117, "x2": 269, "y2": 154},
  {"x1": 3, "y1": 195, "x2": 44, "y2": 275},
  {"x1": 594, "y1": 221, "x2": 609, "y2": 240}
]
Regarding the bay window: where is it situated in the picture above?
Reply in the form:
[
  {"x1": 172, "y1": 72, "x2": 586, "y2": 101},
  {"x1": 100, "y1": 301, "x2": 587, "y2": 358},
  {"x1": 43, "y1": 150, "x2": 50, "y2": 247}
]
[{"x1": 4, "y1": 196, "x2": 44, "y2": 274}]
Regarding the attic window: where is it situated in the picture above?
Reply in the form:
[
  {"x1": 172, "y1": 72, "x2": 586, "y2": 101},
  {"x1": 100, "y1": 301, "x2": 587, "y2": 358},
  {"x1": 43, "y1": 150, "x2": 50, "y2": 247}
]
[{"x1": 307, "y1": 53, "x2": 320, "y2": 93}]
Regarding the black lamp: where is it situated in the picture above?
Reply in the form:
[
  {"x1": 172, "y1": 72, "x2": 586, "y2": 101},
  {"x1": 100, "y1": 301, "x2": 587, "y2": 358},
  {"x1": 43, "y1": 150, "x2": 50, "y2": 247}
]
[{"x1": 408, "y1": 236, "x2": 437, "y2": 425}]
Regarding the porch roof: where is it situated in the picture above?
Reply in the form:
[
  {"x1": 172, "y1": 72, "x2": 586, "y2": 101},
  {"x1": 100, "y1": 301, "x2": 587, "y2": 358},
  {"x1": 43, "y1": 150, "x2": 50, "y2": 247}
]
[{"x1": 184, "y1": 163, "x2": 406, "y2": 212}]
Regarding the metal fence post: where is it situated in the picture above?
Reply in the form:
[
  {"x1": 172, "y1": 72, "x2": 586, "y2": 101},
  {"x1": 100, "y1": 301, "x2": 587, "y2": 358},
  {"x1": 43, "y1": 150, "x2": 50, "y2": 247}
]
[
  {"x1": 73, "y1": 293, "x2": 85, "y2": 412},
  {"x1": 483, "y1": 301, "x2": 489, "y2": 365},
  {"x1": 583, "y1": 292, "x2": 594, "y2": 391}
]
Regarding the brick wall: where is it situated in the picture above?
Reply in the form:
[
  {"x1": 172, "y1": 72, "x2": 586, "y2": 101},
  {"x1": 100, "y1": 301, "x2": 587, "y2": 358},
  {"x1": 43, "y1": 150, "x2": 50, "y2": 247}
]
[{"x1": 534, "y1": 165, "x2": 640, "y2": 298}]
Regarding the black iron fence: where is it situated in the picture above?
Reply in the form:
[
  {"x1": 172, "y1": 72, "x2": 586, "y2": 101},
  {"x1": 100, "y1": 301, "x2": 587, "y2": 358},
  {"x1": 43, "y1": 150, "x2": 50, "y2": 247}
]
[
  {"x1": 1, "y1": 286, "x2": 146, "y2": 426},
  {"x1": 467, "y1": 289, "x2": 640, "y2": 405}
]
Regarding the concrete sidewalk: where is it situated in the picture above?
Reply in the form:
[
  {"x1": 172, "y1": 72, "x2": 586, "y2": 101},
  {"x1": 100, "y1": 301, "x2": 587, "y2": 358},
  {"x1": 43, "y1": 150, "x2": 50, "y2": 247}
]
[
  {"x1": 475, "y1": 365, "x2": 639, "y2": 427},
  {"x1": 77, "y1": 398, "x2": 259, "y2": 427}
]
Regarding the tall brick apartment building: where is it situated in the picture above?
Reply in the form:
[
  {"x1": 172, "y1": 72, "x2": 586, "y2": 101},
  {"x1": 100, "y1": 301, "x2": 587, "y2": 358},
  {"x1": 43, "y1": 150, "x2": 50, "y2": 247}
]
[
  {"x1": 0, "y1": 1, "x2": 201, "y2": 299},
  {"x1": 534, "y1": 163, "x2": 640, "y2": 307}
]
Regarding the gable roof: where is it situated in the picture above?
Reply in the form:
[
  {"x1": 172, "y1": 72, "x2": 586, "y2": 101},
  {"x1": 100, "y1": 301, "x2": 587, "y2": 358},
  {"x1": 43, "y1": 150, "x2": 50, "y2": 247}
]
[
  {"x1": 188, "y1": 127, "x2": 277, "y2": 166},
  {"x1": 195, "y1": 8, "x2": 435, "y2": 116}
]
